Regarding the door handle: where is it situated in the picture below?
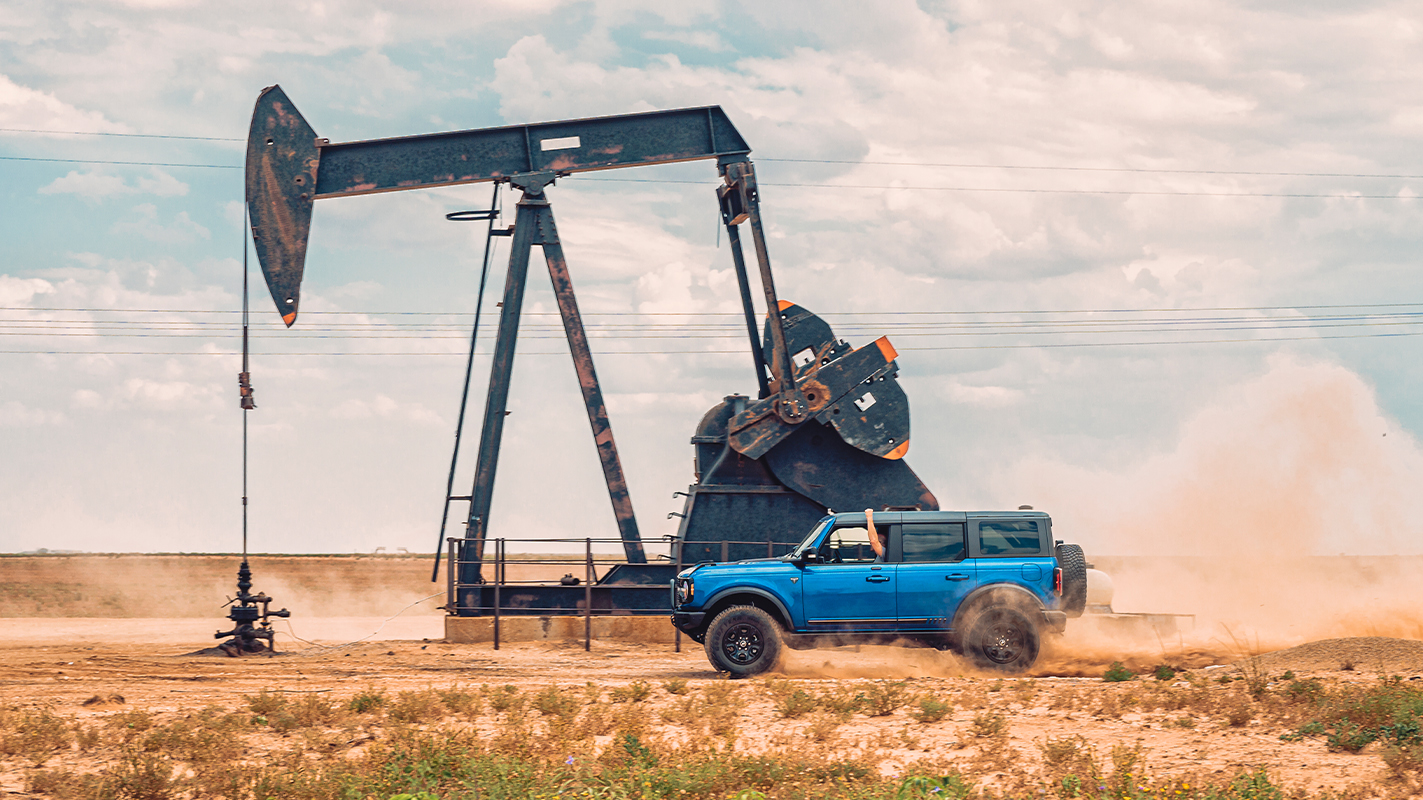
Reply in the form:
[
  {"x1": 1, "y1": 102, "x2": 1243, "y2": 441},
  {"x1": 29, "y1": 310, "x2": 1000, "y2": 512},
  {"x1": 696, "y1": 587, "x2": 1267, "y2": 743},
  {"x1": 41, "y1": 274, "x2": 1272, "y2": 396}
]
[
  {"x1": 866, "y1": 575, "x2": 891, "y2": 583},
  {"x1": 945, "y1": 574, "x2": 969, "y2": 581}
]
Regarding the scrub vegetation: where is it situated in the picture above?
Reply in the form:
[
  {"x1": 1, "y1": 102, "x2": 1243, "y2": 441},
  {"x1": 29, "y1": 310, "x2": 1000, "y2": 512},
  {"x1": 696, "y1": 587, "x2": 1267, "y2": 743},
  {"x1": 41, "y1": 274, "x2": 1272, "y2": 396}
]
[{"x1": 5, "y1": 669, "x2": 1423, "y2": 799}]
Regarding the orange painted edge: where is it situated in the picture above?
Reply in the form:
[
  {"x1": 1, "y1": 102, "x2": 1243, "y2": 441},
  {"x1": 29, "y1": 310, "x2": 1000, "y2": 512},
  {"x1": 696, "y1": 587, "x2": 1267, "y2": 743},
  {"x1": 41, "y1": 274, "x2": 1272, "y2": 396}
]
[
  {"x1": 777, "y1": 299, "x2": 794, "y2": 311},
  {"x1": 884, "y1": 439, "x2": 910, "y2": 460},
  {"x1": 282, "y1": 312, "x2": 297, "y2": 327},
  {"x1": 874, "y1": 336, "x2": 898, "y2": 362}
]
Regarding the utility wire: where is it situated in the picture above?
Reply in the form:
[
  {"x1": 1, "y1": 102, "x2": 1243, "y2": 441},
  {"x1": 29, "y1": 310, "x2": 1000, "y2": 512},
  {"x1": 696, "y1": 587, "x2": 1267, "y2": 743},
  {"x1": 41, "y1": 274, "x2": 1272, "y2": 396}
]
[
  {"x1": 2, "y1": 127, "x2": 1417, "y2": 179},
  {"x1": 4, "y1": 157, "x2": 1420, "y2": 198},
  {"x1": 9, "y1": 301, "x2": 1423, "y2": 316},
  {"x1": 0, "y1": 127, "x2": 241, "y2": 142},
  {"x1": 5, "y1": 326, "x2": 1423, "y2": 356},
  {"x1": 9, "y1": 318, "x2": 1423, "y2": 340},
  {"x1": 761, "y1": 157, "x2": 1423, "y2": 180},
  {"x1": 0, "y1": 155, "x2": 240, "y2": 169},
  {"x1": 577, "y1": 176, "x2": 1420, "y2": 200}
]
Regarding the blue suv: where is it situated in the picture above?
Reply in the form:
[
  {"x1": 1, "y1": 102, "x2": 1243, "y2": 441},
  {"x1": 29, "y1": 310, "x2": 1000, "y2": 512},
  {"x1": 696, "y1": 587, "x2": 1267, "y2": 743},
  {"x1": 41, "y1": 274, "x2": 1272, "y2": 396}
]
[{"x1": 671, "y1": 509, "x2": 1086, "y2": 676}]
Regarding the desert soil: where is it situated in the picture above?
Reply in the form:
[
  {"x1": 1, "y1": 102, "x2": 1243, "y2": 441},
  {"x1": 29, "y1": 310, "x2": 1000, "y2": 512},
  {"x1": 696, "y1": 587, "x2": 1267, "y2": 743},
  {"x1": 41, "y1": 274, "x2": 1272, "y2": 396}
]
[
  {"x1": 0, "y1": 618, "x2": 1419, "y2": 796},
  {"x1": 3, "y1": 555, "x2": 1422, "y2": 796}
]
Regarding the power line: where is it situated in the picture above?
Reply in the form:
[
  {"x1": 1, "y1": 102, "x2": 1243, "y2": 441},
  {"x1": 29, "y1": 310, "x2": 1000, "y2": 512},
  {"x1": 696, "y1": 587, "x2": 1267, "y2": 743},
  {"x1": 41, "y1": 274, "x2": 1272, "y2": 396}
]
[
  {"x1": 4, "y1": 157, "x2": 1419, "y2": 198},
  {"x1": 761, "y1": 157, "x2": 1423, "y2": 181},
  {"x1": 578, "y1": 176, "x2": 1421, "y2": 200},
  {"x1": 0, "y1": 155, "x2": 240, "y2": 169},
  {"x1": 5, "y1": 326, "x2": 1422, "y2": 357},
  {"x1": 8, "y1": 301, "x2": 1423, "y2": 316},
  {"x1": 0, "y1": 127, "x2": 241, "y2": 142},
  {"x1": 2, "y1": 126, "x2": 1413, "y2": 179},
  {"x1": 6, "y1": 318, "x2": 1423, "y2": 342}
]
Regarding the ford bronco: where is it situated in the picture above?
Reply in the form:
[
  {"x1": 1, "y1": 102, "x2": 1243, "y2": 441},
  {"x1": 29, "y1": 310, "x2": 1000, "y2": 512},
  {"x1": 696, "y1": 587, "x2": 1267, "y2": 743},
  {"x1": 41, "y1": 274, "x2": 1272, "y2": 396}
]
[{"x1": 671, "y1": 509, "x2": 1087, "y2": 676}]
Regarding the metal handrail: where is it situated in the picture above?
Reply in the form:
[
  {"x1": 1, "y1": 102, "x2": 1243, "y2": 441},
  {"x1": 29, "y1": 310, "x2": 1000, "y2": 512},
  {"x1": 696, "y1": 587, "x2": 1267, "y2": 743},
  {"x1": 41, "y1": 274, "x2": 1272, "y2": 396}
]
[{"x1": 445, "y1": 536, "x2": 802, "y2": 650}]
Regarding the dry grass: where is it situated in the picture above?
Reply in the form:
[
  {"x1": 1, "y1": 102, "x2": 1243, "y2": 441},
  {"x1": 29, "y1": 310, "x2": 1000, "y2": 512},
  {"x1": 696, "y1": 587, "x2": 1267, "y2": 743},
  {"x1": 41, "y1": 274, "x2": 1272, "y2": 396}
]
[{"x1": 2, "y1": 674, "x2": 1411, "y2": 799}]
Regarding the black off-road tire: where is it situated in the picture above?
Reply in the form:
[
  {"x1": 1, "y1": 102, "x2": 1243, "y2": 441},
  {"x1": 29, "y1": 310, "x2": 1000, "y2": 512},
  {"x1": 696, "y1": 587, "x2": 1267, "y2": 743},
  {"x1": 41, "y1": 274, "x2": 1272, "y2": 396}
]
[
  {"x1": 704, "y1": 605, "x2": 784, "y2": 678},
  {"x1": 1055, "y1": 543, "x2": 1088, "y2": 618},
  {"x1": 960, "y1": 606, "x2": 1041, "y2": 673}
]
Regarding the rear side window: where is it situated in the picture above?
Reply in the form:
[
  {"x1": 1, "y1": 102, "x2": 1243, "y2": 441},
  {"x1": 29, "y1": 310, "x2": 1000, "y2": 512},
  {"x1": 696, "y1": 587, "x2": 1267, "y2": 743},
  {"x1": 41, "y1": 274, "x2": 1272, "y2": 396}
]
[
  {"x1": 977, "y1": 520, "x2": 1042, "y2": 556},
  {"x1": 901, "y1": 523, "x2": 965, "y2": 563}
]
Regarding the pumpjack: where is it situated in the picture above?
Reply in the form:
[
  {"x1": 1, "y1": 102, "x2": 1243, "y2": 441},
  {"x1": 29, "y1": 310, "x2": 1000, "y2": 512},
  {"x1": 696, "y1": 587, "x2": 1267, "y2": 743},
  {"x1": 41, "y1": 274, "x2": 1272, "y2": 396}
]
[{"x1": 244, "y1": 85, "x2": 939, "y2": 618}]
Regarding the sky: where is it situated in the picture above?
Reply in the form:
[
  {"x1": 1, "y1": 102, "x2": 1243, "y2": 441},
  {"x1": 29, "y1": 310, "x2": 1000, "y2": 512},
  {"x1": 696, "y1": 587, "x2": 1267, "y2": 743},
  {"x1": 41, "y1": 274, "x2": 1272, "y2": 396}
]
[{"x1": 3, "y1": 0, "x2": 1423, "y2": 560}]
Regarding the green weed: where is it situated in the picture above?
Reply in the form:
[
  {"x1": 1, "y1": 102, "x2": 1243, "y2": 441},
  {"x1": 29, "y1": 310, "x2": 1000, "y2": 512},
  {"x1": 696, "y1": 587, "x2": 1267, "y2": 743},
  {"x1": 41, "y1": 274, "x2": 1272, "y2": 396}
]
[{"x1": 1103, "y1": 662, "x2": 1135, "y2": 682}]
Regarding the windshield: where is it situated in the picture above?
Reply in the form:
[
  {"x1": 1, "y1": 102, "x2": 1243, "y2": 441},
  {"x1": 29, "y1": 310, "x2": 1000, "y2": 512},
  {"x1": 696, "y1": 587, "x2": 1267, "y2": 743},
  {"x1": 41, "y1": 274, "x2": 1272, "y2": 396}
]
[{"x1": 790, "y1": 516, "x2": 834, "y2": 558}]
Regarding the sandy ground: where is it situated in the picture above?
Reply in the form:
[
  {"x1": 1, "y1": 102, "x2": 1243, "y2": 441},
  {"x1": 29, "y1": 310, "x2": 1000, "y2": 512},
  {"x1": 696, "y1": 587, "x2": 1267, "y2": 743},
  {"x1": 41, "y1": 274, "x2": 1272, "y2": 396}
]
[
  {"x1": 5, "y1": 555, "x2": 1423, "y2": 795},
  {"x1": 0, "y1": 616, "x2": 1416, "y2": 796}
]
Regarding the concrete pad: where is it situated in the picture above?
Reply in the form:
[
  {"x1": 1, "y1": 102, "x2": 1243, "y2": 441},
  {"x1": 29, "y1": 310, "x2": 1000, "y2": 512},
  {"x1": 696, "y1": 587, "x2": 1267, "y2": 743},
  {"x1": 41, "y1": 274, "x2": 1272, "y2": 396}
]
[{"x1": 444, "y1": 615, "x2": 678, "y2": 644}]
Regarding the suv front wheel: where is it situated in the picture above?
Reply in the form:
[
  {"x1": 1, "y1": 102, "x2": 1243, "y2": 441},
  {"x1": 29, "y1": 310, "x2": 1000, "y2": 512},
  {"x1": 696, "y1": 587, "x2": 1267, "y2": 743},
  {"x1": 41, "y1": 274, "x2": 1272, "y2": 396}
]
[
  {"x1": 704, "y1": 606, "x2": 784, "y2": 677},
  {"x1": 960, "y1": 606, "x2": 1040, "y2": 673}
]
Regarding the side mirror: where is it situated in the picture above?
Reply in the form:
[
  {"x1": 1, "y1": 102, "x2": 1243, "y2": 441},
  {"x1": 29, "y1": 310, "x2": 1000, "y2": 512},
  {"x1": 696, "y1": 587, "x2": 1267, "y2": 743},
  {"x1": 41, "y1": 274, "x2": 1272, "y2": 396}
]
[{"x1": 800, "y1": 551, "x2": 820, "y2": 563}]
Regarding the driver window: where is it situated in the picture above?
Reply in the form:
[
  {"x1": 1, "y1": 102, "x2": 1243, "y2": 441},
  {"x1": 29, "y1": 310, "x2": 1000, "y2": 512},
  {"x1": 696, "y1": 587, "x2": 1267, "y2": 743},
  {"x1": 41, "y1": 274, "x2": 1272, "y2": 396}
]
[{"x1": 819, "y1": 525, "x2": 877, "y2": 564}]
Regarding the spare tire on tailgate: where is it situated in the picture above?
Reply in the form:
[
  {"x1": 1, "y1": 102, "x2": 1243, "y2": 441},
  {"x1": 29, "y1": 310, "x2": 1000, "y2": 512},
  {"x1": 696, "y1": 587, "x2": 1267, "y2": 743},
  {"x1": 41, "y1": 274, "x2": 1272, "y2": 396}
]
[{"x1": 1055, "y1": 543, "x2": 1087, "y2": 618}]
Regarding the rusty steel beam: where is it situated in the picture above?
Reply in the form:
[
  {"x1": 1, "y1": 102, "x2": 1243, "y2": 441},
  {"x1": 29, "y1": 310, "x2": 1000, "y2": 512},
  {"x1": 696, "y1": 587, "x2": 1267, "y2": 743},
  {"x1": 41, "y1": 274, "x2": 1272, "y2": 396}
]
[
  {"x1": 540, "y1": 212, "x2": 647, "y2": 564},
  {"x1": 244, "y1": 85, "x2": 751, "y2": 327},
  {"x1": 723, "y1": 222, "x2": 771, "y2": 400},
  {"x1": 460, "y1": 177, "x2": 545, "y2": 591},
  {"x1": 724, "y1": 162, "x2": 804, "y2": 422}
]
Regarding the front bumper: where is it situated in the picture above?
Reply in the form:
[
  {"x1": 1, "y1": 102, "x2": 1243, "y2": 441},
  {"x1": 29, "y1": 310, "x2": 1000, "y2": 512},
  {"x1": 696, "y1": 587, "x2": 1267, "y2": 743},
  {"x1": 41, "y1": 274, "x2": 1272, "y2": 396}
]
[
  {"x1": 1041, "y1": 610, "x2": 1067, "y2": 634},
  {"x1": 671, "y1": 610, "x2": 706, "y2": 633}
]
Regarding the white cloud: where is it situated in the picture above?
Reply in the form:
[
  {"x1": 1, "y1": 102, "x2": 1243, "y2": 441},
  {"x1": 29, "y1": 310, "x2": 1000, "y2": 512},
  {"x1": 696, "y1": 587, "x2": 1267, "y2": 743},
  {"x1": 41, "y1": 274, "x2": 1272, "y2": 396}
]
[
  {"x1": 943, "y1": 382, "x2": 1026, "y2": 408},
  {"x1": 0, "y1": 276, "x2": 55, "y2": 305},
  {"x1": 119, "y1": 378, "x2": 219, "y2": 410},
  {"x1": 110, "y1": 203, "x2": 210, "y2": 243},
  {"x1": 0, "y1": 401, "x2": 65, "y2": 427},
  {"x1": 330, "y1": 394, "x2": 444, "y2": 426},
  {"x1": 39, "y1": 169, "x2": 187, "y2": 200},
  {"x1": 643, "y1": 30, "x2": 730, "y2": 52},
  {"x1": 0, "y1": 73, "x2": 123, "y2": 131}
]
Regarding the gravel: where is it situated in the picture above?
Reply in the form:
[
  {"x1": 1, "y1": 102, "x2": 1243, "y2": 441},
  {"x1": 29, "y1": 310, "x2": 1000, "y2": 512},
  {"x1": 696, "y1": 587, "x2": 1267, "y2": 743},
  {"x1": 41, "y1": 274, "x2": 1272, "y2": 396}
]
[{"x1": 1243, "y1": 637, "x2": 1423, "y2": 675}]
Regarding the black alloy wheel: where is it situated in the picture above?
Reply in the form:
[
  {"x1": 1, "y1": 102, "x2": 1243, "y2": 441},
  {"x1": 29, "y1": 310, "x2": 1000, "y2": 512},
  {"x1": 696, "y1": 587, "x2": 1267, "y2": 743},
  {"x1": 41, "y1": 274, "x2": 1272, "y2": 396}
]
[
  {"x1": 704, "y1": 605, "x2": 784, "y2": 677},
  {"x1": 963, "y1": 606, "x2": 1040, "y2": 673},
  {"x1": 722, "y1": 622, "x2": 763, "y2": 664}
]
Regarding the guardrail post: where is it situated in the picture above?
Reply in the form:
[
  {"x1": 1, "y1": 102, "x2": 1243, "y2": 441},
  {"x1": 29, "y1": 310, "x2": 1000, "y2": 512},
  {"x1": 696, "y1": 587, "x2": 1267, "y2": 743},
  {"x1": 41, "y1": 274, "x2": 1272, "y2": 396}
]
[
  {"x1": 493, "y1": 538, "x2": 502, "y2": 651},
  {"x1": 673, "y1": 537, "x2": 682, "y2": 653},
  {"x1": 446, "y1": 538, "x2": 457, "y2": 612},
  {"x1": 584, "y1": 538, "x2": 593, "y2": 652},
  {"x1": 721, "y1": 540, "x2": 729, "y2": 562}
]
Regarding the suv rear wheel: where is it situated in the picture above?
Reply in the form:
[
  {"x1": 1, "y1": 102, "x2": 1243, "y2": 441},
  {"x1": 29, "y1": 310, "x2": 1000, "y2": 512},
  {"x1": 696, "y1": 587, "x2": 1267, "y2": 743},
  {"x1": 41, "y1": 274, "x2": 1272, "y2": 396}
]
[
  {"x1": 704, "y1": 605, "x2": 784, "y2": 677},
  {"x1": 960, "y1": 606, "x2": 1040, "y2": 673}
]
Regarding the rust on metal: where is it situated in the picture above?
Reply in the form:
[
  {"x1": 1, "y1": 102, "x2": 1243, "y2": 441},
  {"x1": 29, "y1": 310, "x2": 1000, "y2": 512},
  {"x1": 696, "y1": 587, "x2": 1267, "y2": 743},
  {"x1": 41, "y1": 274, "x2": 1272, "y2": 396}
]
[
  {"x1": 245, "y1": 85, "x2": 320, "y2": 327},
  {"x1": 539, "y1": 206, "x2": 647, "y2": 564}
]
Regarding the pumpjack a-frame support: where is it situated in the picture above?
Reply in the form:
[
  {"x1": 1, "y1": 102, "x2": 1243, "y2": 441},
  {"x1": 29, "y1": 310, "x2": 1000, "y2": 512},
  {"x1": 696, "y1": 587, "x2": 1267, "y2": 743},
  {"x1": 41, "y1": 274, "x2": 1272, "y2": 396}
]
[{"x1": 460, "y1": 170, "x2": 646, "y2": 594}]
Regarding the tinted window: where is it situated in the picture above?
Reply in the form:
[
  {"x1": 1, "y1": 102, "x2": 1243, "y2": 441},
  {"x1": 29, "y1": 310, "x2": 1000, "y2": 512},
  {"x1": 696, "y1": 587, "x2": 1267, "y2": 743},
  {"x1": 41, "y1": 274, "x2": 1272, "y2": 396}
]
[
  {"x1": 819, "y1": 525, "x2": 878, "y2": 564},
  {"x1": 977, "y1": 520, "x2": 1042, "y2": 556},
  {"x1": 902, "y1": 523, "x2": 965, "y2": 563}
]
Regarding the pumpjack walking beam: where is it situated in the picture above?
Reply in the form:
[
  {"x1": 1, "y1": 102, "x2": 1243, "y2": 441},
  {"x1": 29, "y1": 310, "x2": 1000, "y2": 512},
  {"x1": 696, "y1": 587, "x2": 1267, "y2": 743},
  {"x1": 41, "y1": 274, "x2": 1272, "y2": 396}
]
[{"x1": 243, "y1": 86, "x2": 796, "y2": 588}]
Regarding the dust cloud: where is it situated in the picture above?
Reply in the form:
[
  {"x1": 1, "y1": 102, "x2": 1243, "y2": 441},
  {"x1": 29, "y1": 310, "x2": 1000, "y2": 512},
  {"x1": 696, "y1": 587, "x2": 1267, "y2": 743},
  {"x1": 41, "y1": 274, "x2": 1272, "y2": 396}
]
[
  {"x1": 1015, "y1": 356, "x2": 1423, "y2": 653},
  {"x1": 0, "y1": 555, "x2": 445, "y2": 620}
]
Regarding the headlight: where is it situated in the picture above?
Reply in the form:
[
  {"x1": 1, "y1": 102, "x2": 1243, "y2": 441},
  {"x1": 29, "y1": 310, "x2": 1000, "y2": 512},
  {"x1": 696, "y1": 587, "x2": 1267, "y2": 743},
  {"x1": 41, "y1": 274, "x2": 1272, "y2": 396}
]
[{"x1": 674, "y1": 578, "x2": 694, "y2": 605}]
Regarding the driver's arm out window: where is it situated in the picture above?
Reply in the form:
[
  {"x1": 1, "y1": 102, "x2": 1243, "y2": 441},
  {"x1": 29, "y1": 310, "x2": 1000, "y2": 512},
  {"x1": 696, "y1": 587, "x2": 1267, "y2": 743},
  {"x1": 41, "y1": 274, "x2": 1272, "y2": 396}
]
[{"x1": 819, "y1": 526, "x2": 875, "y2": 563}]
